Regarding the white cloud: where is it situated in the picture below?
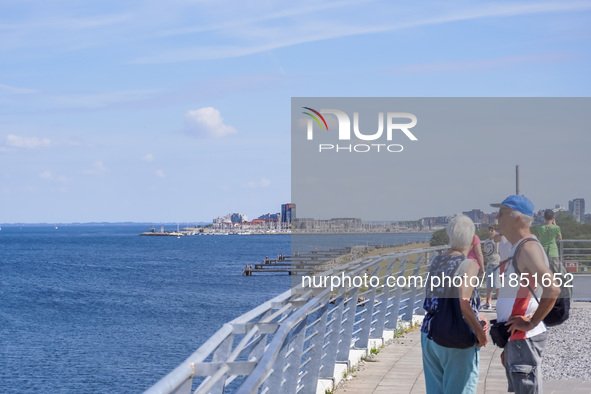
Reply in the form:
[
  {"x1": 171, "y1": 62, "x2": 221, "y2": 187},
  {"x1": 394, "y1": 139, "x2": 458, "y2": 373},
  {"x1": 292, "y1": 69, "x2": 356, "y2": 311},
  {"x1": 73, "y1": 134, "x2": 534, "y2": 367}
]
[
  {"x1": 40, "y1": 170, "x2": 53, "y2": 180},
  {"x1": 39, "y1": 170, "x2": 71, "y2": 185},
  {"x1": 0, "y1": 83, "x2": 37, "y2": 94},
  {"x1": 184, "y1": 107, "x2": 236, "y2": 138},
  {"x1": 155, "y1": 169, "x2": 165, "y2": 178},
  {"x1": 83, "y1": 160, "x2": 108, "y2": 175},
  {"x1": 3, "y1": 134, "x2": 51, "y2": 149},
  {"x1": 142, "y1": 153, "x2": 154, "y2": 162},
  {"x1": 245, "y1": 178, "x2": 271, "y2": 189},
  {"x1": 55, "y1": 175, "x2": 71, "y2": 184}
]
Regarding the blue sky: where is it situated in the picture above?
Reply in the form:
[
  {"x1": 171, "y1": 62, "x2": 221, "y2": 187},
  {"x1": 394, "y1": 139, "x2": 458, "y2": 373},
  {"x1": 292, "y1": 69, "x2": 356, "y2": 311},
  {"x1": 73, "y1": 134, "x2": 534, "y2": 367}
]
[{"x1": 1, "y1": 0, "x2": 590, "y2": 223}]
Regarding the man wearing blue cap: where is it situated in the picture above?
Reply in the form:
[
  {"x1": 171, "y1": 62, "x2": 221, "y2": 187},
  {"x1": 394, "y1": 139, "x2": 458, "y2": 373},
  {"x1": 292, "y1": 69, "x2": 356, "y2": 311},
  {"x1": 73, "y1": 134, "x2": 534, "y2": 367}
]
[{"x1": 491, "y1": 195, "x2": 560, "y2": 394}]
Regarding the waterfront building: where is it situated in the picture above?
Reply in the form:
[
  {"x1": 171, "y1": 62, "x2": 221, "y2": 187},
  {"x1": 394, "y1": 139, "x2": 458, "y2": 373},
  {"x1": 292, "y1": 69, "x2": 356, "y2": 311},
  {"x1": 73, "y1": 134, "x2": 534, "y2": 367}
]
[
  {"x1": 480, "y1": 212, "x2": 497, "y2": 225},
  {"x1": 258, "y1": 213, "x2": 280, "y2": 220},
  {"x1": 420, "y1": 216, "x2": 451, "y2": 229},
  {"x1": 213, "y1": 213, "x2": 248, "y2": 227},
  {"x1": 569, "y1": 198, "x2": 585, "y2": 222},
  {"x1": 292, "y1": 217, "x2": 363, "y2": 232},
  {"x1": 462, "y1": 209, "x2": 485, "y2": 225},
  {"x1": 281, "y1": 203, "x2": 296, "y2": 224}
]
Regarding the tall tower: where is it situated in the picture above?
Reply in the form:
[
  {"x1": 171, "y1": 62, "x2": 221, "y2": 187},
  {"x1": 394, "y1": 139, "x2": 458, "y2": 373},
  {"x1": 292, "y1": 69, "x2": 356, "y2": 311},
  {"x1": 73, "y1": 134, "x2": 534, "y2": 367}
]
[
  {"x1": 281, "y1": 203, "x2": 296, "y2": 223},
  {"x1": 569, "y1": 198, "x2": 585, "y2": 222}
]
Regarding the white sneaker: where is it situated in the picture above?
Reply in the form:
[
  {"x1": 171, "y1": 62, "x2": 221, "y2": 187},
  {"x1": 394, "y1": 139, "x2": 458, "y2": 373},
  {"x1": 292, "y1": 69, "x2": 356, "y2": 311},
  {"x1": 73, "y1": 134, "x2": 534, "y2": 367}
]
[{"x1": 482, "y1": 302, "x2": 491, "y2": 309}]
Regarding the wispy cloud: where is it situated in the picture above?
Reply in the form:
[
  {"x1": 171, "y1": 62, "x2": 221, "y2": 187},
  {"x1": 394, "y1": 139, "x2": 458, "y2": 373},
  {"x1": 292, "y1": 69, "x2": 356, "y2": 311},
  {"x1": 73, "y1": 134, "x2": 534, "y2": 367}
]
[
  {"x1": 2, "y1": 0, "x2": 589, "y2": 65},
  {"x1": 390, "y1": 52, "x2": 570, "y2": 74},
  {"x1": 0, "y1": 83, "x2": 157, "y2": 112},
  {"x1": 49, "y1": 89, "x2": 156, "y2": 109},
  {"x1": 245, "y1": 178, "x2": 271, "y2": 189},
  {"x1": 0, "y1": 14, "x2": 132, "y2": 32},
  {"x1": 0, "y1": 83, "x2": 37, "y2": 94},
  {"x1": 2, "y1": 134, "x2": 51, "y2": 149},
  {"x1": 155, "y1": 169, "x2": 165, "y2": 178},
  {"x1": 152, "y1": 0, "x2": 374, "y2": 38},
  {"x1": 0, "y1": 11, "x2": 134, "y2": 55},
  {"x1": 142, "y1": 153, "x2": 154, "y2": 162},
  {"x1": 39, "y1": 170, "x2": 71, "y2": 185},
  {"x1": 131, "y1": 1, "x2": 591, "y2": 64},
  {"x1": 184, "y1": 107, "x2": 236, "y2": 138},
  {"x1": 83, "y1": 160, "x2": 108, "y2": 175}
]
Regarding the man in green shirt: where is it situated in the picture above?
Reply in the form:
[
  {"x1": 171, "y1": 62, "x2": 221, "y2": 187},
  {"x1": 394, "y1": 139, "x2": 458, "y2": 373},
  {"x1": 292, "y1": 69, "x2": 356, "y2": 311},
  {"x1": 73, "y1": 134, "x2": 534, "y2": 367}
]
[{"x1": 537, "y1": 209, "x2": 562, "y2": 259}]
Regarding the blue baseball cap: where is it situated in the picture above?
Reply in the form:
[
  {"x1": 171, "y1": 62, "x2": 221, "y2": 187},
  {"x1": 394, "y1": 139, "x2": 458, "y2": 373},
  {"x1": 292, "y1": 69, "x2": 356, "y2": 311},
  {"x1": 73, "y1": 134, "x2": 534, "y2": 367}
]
[{"x1": 491, "y1": 195, "x2": 535, "y2": 216}]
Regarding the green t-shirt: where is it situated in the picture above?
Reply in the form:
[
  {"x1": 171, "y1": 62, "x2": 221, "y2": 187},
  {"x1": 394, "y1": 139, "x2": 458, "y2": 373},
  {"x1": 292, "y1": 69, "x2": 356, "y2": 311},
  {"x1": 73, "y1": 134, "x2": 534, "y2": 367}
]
[{"x1": 537, "y1": 224, "x2": 562, "y2": 258}]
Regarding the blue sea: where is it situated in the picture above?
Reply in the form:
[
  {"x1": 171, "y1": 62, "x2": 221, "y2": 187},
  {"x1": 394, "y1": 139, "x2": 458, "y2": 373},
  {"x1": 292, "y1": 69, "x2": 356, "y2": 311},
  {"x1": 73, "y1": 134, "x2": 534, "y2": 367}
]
[{"x1": 0, "y1": 225, "x2": 430, "y2": 393}]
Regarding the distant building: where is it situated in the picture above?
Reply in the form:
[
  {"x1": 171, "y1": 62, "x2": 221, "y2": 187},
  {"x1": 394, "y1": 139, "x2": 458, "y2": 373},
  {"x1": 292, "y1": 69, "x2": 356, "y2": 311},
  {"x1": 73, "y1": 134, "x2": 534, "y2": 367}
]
[
  {"x1": 420, "y1": 216, "x2": 451, "y2": 228},
  {"x1": 213, "y1": 213, "x2": 248, "y2": 226},
  {"x1": 281, "y1": 203, "x2": 296, "y2": 223},
  {"x1": 292, "y1": 217, "x2": 362, "y2": 232},
  {"x1": 258, "y1": 213, "x2": 281, "y2": 220},
  {"x1": 569, "y1": 198, "x2": 585, "y2": 222},
  {"x1": 481, "y1": 212, "x2": 497, "y2": 225},
  {"x1": 462, "y1": 209, "x2": 484, "y2": 225}
]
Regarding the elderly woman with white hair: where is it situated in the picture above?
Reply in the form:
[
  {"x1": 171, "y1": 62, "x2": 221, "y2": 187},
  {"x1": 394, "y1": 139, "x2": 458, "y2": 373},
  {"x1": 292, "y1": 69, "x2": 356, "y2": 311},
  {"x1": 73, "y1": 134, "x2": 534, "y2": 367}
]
[{"x1": 421, "y1": 214, "x2": 488, "y2": 394}]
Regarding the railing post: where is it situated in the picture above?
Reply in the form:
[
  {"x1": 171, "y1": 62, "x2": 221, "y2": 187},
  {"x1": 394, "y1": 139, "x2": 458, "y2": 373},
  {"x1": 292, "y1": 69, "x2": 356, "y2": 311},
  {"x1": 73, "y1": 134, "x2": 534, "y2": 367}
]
[
  {"x1": 385, "y1": 257, "x2": 407, "y2": 329},
  {"x1": 319, "y1": 287, "x2": 347, "y2": 379},
  {"x1": 402, "y1": 253, "x2": 424, "y2": 322},
  {"x1": 260, "y1": 339, "x2": 289, "y2": 394},
  {"x1": 299, "y1": 302, "x2": 329, "y2": 394},
  {"x1": 281, "y1": 317, "x2": 309, "y2": 394},
  {"x1": 170, "y1": 378, "x2": 192, "y2": 394},
  {"x1": 414, "y1": 251, "x2": 431, "y2": 316},
  {"x1": 336, "y1": 286, "x2": 359, "y2": 362},
  {"x1": 196, "y1": 334, "x2": 233, "y2": 394},
  {"x1": 251, "y1": 311, "x2": 274, "y2": 362},
  {"x1": 355, "y1": 264, "x2": 379, "y2": 349},
  {"x1": 373, "y1": 258, "x2": 395, "y2": 338}
]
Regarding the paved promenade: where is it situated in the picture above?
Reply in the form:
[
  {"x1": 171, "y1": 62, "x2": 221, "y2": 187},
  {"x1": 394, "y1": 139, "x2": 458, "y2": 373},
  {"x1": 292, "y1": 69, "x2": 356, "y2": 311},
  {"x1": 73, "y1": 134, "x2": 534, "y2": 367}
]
[{"x1": 338, "y1": 302, "x2": 591, "y2": 394}]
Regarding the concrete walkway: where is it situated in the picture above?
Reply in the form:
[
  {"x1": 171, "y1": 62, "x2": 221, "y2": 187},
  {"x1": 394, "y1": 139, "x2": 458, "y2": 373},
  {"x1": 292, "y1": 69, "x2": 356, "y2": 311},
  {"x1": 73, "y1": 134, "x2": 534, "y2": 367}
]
[{"x1": 338, "y1": 302, "x2": 591, "y2": 394}]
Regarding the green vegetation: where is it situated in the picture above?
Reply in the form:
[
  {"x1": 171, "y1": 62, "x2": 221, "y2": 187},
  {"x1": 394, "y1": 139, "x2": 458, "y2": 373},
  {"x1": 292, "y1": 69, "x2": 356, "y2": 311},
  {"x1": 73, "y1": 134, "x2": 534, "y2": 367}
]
[
  {"x1": 476, "y1": 228, "x2": 489, "y2": 241},
  {"x1": 394, "y1": 321, "x2": 420, "y2": 338},
  {"x1": 342, "y1": 366, "x2": 356, "y2": 379},
  {"x1": 554, "y1": 213, "x2": 591, "y2": 240},
  {"x1": 429, "y1": 229, "x2": 447, "y2": 246}
]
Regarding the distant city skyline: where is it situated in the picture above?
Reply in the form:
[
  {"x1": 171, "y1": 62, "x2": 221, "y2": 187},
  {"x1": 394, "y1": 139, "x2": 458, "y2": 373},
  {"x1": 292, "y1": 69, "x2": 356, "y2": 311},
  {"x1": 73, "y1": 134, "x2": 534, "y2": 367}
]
[
  {"x1": 0, "y1": 194, "x2": 587, "y2": 225},
  {"x1": 1, "y1": 1, "x2": 590, "y2": 223}
]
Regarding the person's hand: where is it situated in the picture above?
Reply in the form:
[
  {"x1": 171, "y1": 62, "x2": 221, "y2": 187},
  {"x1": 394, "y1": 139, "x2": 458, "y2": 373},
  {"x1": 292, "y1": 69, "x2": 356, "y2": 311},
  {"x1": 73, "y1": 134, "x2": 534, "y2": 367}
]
[
  {"x1": 501, "y1": 350, "x2": 505, "y2": 367},
  {"x1": 476, "y1": 329, "x2": 488, "y2": 347},
  {"x1": 480, "y1": 316, "x2": 489, "y2": 332},
  {"x1": 505, "y1": 315, "x2": 533, "y2": 335}
]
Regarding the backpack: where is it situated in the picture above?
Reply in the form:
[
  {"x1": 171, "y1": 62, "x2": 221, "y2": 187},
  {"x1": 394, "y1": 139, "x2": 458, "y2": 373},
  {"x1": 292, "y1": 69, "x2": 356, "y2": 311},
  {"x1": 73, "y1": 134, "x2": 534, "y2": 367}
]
[
  {"x1": 427, "y1": 259, "x2": 477, "y2": 348},
  {"x1": 496, "y1": 237, "x2": 570, "y2": 326}
]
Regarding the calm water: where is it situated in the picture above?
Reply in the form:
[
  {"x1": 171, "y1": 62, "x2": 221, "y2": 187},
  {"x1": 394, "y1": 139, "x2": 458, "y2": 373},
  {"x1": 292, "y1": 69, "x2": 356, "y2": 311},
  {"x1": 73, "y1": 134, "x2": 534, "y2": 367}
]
[{"x1": 0, "y1": 225, "x2": 430, "y2": 393}]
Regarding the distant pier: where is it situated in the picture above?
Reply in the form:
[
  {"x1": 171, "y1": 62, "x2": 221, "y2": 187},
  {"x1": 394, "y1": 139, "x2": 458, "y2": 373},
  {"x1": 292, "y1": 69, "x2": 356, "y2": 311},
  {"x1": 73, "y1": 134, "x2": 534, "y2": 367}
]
[{"x1": 243, "y1": 248, "x2": 352, "y2": 275}]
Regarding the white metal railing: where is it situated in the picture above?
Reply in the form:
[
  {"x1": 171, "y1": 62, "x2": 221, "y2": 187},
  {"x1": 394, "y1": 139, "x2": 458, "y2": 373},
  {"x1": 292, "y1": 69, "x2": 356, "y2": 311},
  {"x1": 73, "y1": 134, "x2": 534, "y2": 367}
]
[
  {"x1": 145, "y1": 245, "x2": 446, "y2": 394},
  {"x1": 559, "y1": 239, "x2": 591, "y2": 273}
]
